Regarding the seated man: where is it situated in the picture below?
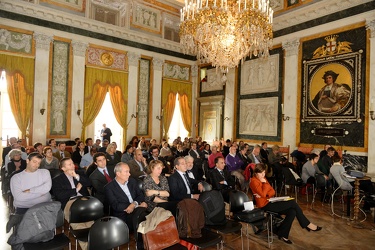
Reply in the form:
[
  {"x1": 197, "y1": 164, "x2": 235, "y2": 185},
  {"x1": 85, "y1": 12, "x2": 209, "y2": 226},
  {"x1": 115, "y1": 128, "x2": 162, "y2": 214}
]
[
  {"x1": 147, "y1": 145, "x2": 168, "y2": 174},
  {"x1": 185, "y1": 155, "x2": 202, "y2": 180},
  {"x1": 80, "y1": 147, "x2": 97, "y2": 169},
  {"x1": 127, "y1": 149, "x2": 148, "y2": 179},
  {"x1": 317, "y1": 146, "x2": 334, "y2": 177},
  {"x1": 10, "y1": 152, "x2": 52, "y2": 214},
  {"x1": 89, "y1": 152, "x2": 115, "y2": 213},
  {"x1": 168, "y1": 157, "x2": 204, "y2": 202},
  {"x1": 105, "y1": 162, "x2": 147, "y2": 249},
  {"x1": 188, "y1": 142, "x2": 204, "y2": 179},
  {"x1": 225, "y1": 145, "x2": 246, "y2": 191},
  {"x1": 52, "y1": 157, "x2": 91, "y2": 210},
  {"x1": 210, "y1": 156, "x2": 235, "y2": 202},
  {"x1": 53, "y1": 142, "x2": 71, "y2": 161}
]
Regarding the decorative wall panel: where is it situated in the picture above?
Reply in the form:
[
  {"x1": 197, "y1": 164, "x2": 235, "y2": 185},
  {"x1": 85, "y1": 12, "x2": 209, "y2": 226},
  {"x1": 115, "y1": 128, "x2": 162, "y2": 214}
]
[
  {"x1": 40, "y1": 0, "x2": 86, "y2": 12},
  {"x1": 0, "y1": 28, "x2": 32, "y2": 54},
  {"x1": 163, "y1": 62, "x2": 190, "y2": 81},
  {"x1": 137, "y1": 58, "x2": 151, "y2": 135},
  {"x1": 87, "y1": 46, "x2": 127, "y2": 71},
  {"x1": 299, "y1": 27, "x2": 366, "y2": 148},
  {"x1": 48, "y1": 40, "x2": 71, "y2": 138},
  {"x1": 131, "y1": 3, "x2": 161, "y2": 34}
]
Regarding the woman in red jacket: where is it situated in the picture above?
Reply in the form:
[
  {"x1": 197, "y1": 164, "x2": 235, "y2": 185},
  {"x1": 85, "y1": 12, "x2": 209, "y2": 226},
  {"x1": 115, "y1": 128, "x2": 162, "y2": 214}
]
[{"x1": 250, "y1": 163, "x2": 322, "y2": 244}]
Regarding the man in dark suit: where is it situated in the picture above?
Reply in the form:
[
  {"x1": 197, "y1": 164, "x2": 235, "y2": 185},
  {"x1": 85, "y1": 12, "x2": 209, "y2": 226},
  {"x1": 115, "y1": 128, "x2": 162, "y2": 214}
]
[
  {"x1": 105, "y1": 162, "x2": 147, "y2": 249},
  {"x1": 127, "y1": 149, "x2": 148, "y2": 179},
  {"x1": 84, "y1": 138, "x2": 93, "y2": 154},
  {"x1": 188, "y1": 142, "x2": 204, "y2": 179},
  {"x1": 249, "y1": 145, "x2": 263, "y2": 164},
  {"x1": 52, "y1": 158, "x2": 91, "y2": 209},
  {"x1": 168, "y1": 157, "x2": 204, "y2": 202},
  {"x1": 260, "y1": 142, "x2": 269, "y2": 163},
  {"x1": 100, "y1": 123, "x2": 112, "y2": 143},
  {"x1": 89, "y1": 152, "x2": 115, "y2": 213},
  {"x1": 210, "y1": 156, "x2": 235, "y2": 202},
  {"x1": 147, "y1": 146, "x2": 168, "y2": 174},
  {"x1": 53, "y1": 142, "x2": 72, "y2": 161},
  {"x1": 184, "y1": 155, "x2": 202, "y2": 180}
]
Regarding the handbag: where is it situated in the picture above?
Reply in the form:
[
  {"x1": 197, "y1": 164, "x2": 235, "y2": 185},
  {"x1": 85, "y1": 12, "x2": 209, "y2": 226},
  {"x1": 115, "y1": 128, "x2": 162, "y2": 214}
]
[{"x1": 142, "y1": 216, "x2": 180, "y2": 250}]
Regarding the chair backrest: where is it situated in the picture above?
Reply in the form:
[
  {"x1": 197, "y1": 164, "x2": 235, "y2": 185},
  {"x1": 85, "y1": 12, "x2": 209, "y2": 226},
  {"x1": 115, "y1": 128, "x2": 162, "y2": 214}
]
[
  {"x1": 229, "y1": 190, "x2": 249, "y2": 213},
  {"x1": 88, "y1": 216, "x2": 129, "y2": 250},
  {"x1": 69, "y1": 196, "x2": 104, "y2": 223},
  {"x1": 198, "y1": 190, "x2": 226, "y2": 225}
]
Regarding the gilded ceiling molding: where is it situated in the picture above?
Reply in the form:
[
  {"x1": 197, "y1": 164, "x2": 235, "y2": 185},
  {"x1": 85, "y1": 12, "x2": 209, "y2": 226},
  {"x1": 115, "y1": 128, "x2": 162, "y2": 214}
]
[
  {"x1": 282, "y1": 39, "x2": 300, "y2": 57},
  {"x1": 273, "y1": 0, "x2": 373, "y2": 31},
  {"x1": 366, "y1": 19, "x2": 375, "y2": 38},
  {"x1": 152, "y1": 58, "x2": 164, "y2": 71},
  {"x1": 34, "y1": 32, "x2": 53, "y2": 50},
  {"x1": 127, "y1": 51, "x2": 141, "y2": 67},
  {"x1": 72, "y1": 41, "x2": 88, "y2": 57}
]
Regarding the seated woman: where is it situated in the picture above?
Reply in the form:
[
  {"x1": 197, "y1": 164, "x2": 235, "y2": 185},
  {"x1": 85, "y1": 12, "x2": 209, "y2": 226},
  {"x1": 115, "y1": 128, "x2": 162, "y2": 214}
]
[
  {"x1": 301, "y1": 153, "x2": 329, "y2": 188},
  {"x1": 121, "y1": 144, "x2": 134, "y2": 163},
  {"x1": 250, "y1": 163, "x2": 322, "y2": 244},
  {"x1": 106, "y1": 142, "x2": 121, "y2": 167},
  {"x1": 39, "y1": 146, "x2": 59, "y2": 170},
  {"x1": 143, "y1": 160, "x2": 176, "y2": 214},
  {"x1": 71, "y1": 141, "x2": 85, "y2": 165}
]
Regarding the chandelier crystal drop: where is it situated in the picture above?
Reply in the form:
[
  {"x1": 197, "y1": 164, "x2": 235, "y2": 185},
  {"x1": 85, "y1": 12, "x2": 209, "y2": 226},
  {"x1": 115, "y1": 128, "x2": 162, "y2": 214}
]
[{"x1": 179, "y1": 0, "x2": 274, "y2": 71}]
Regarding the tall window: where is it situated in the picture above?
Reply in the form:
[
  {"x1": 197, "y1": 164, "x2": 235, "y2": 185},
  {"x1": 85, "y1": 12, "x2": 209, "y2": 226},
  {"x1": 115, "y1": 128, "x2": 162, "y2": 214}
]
[
  {"x1": 168, "y1": 93, "x2": 188, "y2": 143},
  {"x1": 94, "y1": 92, "x2": 123, "y2": 150},
  {"x1": 0, "y1": 70, "x2": 19, "y2": 147}
]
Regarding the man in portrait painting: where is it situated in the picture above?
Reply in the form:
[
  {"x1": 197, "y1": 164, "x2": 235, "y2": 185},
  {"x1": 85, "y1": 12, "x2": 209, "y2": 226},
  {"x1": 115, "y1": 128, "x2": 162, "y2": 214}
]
[{"x1": 312, "y1": 70, "x2": 351, "y2": 113}]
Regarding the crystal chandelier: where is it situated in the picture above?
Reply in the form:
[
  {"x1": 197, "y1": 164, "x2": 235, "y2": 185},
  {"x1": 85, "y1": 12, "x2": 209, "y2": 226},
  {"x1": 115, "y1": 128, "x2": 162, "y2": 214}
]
[{"x1": 179, "y1": 0, "x2": 273, "y2": 71}]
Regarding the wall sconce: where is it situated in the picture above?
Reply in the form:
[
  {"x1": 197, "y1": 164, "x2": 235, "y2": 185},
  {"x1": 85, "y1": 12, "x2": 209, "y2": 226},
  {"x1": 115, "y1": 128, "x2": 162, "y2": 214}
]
[
  {"x1": 156, "y1": 108, "x2": 163, "y2": 120},
  {"x1": 40, "y1": 101, "x2": 45, "y2": 115},
  {"x1": 77, "y1": 102, "x2": 81, "y2": 116},
  {"x1": 224, "y1": 117, "x2": 230, "y2": 121},
  {"x1": 370, "y1": 99, "x2": 375, "y2": 120},
  {"x1": 281, "y1": 104, "x2": 290, "y2": 121},
  {"x1": 131, "y1": 105, "x2": 139, "y2": 118}
]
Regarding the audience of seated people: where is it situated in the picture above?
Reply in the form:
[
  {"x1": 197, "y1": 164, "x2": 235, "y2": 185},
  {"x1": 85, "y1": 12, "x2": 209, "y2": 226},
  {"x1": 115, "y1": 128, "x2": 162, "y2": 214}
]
[{"x1": 6, "y1": 136, "x2": 373, "y2": 249}]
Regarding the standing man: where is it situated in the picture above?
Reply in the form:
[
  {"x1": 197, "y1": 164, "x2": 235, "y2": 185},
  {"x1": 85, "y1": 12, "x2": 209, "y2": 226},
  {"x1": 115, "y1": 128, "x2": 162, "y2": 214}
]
[
  {"x1": 105, "y1": 162, "x2": 147, "y2": 249},
  {"x1": 100, "y1": 123, "x2": 112, "y2": 143},
  {"x1": 168, "y1": 157, "x2": 204, "y2": 202},
  {"x1": 52, "y1": 158, "x2": 91, "y2": 209},
  {"x1": 53, "y1": 142, "x2": 71, "y2": 161},
  {"x1": 260, "y1": 142, "x2": 269, "y2": 163},
  {"x1": 127, "y1": 149, "x2": 148, "y2": 179},
  {"x1": 89, "y1": 152, "x2": 115, "y2": 213},
  {"x1": 10, "y1": 153, "x2": 52, "y2": 214}
]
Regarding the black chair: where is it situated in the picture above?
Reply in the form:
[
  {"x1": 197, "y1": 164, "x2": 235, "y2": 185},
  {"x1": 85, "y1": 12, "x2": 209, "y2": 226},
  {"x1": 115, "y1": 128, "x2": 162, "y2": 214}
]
[
  {"x1": 68, "y1": 196, "x2": 104, "y2": 250},
  {"x1": 179, "y1": 228, "x2": 223, "y2": 249},
  {"x1": 229, "y1": 190, "x2": 272, "y2": 248},
  {"x1": 88, "y1": 216, "x2": 129, "y2": 250},
  {"x1": 23, "y1": 209, "x2": 71, "y2": 250},
  {"x1": 199, "y1": 190, "x2": 243, "y2": 250}
]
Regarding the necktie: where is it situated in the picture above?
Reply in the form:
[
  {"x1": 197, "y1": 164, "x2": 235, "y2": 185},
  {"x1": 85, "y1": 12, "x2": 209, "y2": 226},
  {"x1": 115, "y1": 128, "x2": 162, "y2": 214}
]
[
  {"x1": 183, "y1": 173, "x2": 191, "y2": 192},
  {"x1": 61, "y1": 152, "x2": 64, "y2": 158},
  {"x1": 220, "y1": 170, "x2": 225, "y2": 178},
  {"x1": 103, "y1": 169, "x2": 112, "y2": 183}
]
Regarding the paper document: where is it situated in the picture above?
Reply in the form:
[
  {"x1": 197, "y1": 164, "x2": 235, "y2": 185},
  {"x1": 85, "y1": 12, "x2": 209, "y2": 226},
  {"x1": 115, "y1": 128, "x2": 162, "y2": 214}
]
[{"x1": 268, "y1": 196, "x2": 294, "y2": 203}]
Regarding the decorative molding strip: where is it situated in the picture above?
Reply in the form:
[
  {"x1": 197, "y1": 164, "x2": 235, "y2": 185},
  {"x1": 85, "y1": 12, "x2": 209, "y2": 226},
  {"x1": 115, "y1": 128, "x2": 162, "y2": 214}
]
[
  {"x1": 152, "y1": 58, "x2": 164, "y2": 71},
  {"x1": 191, "y1": 65, "x2": 198, "y2": 78},
  {"x1": 72, "y1": 41, "x2": 88, "y2": 57},
  {"x1": 366, "y1": 19, "x2": 375, "y2": 38},
  {"x1": 282, "y1": 39, "x2": 300, "y2": 56},
  {"x1": 127, "y1": 51, "x2": 141, "y2": 67},
  {"x1": 0, "y1": 0, "x2": 183, "y2": 56},
  {"x1": 274, "y1": 0, "x2": 373, "y2": 31},
  {"x1": 34, "y1": 32, "x2": 53, "y2": 51}
]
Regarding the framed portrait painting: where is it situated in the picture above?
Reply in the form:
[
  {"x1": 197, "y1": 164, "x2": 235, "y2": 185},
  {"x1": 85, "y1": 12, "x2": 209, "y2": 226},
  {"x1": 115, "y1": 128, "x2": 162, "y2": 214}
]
[{"x1": 301, "y1": 51, "x2": 362, "y2": 123}]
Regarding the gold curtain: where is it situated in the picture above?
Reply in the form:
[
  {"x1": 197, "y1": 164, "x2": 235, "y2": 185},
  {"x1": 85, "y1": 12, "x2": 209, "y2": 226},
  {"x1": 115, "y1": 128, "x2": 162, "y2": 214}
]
[
  {"x1": 162, "y1": 92, "x2": 177, "y2": 138},
  {"x1": 161, "y1": 79, "x2": 192, "y2": 138},
  {"x1": 179, "y1": 94, "x2": 192, "y2": 136},
  {"x1": 0, "y1": 54, "x2": 35, "y2": 138},
  {"x1": 108, "y1": 85, "x2": 128, "y2": 146},
  {"x1": 82, "y1": 67, "x2": 128, "y2": 145}
]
